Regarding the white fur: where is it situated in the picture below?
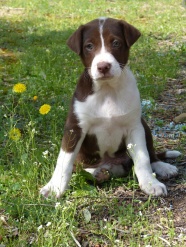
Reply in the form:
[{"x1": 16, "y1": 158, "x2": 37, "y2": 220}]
[
  {"x1": 125, "y1": 126, "x2": 167, "y2": 196},
  {"x1": 90, "y1": 52, "x2": 122, "y2": 84},
  {"x1": 74, "y1": 68, "x2": 141, "y2": 157},
  {"x1": 40, "y1": 135, "x2": 85, "y2": 198},
  {"x1": 99, "y1": 18, "x2": 106, "y2": 48},
  {"x1": 151, "y1": 161, "x2": 178, "y2": 178},
  {"x1": 165, "y1": 150, "x2": 181, "y2": 159},
  {"x1": 90, "y1": 18, "x2": 122, "y2": 83},
  {"x1": 75, "y1": 66, "x2": 168, "y2": 196}
]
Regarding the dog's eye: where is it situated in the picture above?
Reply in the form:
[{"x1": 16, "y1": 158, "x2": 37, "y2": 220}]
[
  {"x1": 112, "y1": 40, "x2": 121, "y2": 48},
  {"x1": 85, "y1": 43, "x2": 94, "y2": 51}
]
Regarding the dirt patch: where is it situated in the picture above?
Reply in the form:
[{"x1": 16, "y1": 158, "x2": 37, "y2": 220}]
[
  {"x1": 168, "y1": 184, "x2": 186, "y2": 230},
  {"x1": 139, "y1": 59, "x2": 186, "y2": 234},
  {"x1": 0, "y1": 7, "x2": 25, "y2": 17},
  {"x1": 149, "y1": 63, "x2": 186, "y2": 235}
]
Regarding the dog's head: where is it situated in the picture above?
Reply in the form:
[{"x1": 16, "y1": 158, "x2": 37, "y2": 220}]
[{"x1": 67, "y1": 17, "x2": 141, "y2": 82}]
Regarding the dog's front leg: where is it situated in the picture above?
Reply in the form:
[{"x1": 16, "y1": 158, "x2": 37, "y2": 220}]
[
  {"x1": 40, "y1": 127, "x2": 85, "y2": 198},
  {"x1": 126, "y1": 124, "x2": 167, "y2": 196}
]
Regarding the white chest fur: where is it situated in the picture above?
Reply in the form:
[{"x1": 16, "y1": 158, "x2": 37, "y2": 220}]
[{"x1": 74, "y1": 67, "x2": 141, "y2": 157}]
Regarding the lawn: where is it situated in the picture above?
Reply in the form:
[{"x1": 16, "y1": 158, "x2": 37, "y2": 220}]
[{"x1": 0, "y1": 0, "x2": 186, "y2": 246}]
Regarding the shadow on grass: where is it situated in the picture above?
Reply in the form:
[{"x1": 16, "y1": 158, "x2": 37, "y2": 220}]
[
  {"x1": 0, "y1": 18, "x2": 82, "y2": 97},
  {"x1": 1, "y1": 17, "x2": 185, "y2": 99}
]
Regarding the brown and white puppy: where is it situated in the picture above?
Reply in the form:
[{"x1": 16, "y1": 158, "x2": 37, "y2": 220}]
[{"x1": 40, "y1": 17, "x2": 181, "y2": 198}]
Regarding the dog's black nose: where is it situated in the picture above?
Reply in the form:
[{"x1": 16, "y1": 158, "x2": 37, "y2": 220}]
[{"x1": 97, "y1": 62, "x2": 111, "y2": 74}]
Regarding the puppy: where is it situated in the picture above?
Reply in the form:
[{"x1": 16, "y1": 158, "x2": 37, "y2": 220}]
[{"x1": 40, "y1": 17, "x2": 181, "y2": 198}]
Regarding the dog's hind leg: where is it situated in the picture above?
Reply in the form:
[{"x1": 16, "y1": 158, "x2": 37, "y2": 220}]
[
  {"x1": 142, "y1": 118, "x2": 181, "y2": 179},
  {"x1": 156, "y1": 150, "x2": 181, "y2": 160},
  {"x1": 84, "y1": 153, "x2": 133, "y2": 183},
  {"x1": 142, "y1": 118, "x2": 181, "y2": 160},
  {"x1": 151, "y1": 150, "x2": 181, "y2": 179},
  {"x1": 151, "y1": 161, "x2": 178, "y2": 179}
]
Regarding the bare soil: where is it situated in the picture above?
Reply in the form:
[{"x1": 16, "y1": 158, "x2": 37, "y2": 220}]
[{"x1": 154, "y1": 74, "x2": 186, "y2": 235}]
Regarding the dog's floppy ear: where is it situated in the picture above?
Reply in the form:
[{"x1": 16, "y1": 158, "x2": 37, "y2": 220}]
[
  {"x1": 119, "y1": 20, "x2": 141, "y2": 47},
  {"x1": 67, "y1": 25, "x2": 85, "y2": 55}
]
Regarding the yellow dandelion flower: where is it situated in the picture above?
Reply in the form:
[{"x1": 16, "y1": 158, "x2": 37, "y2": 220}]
[
  {"x1": 39, "y1": 104, "x2": 51, "y2": 115},
  {"x1": 13, "y1": 83, "x2": 26, "y2": 93},
  {"x1": 9, "y1": 128, "x2": 21, "y2": 141},
  {"x1": 33, "y1": 95, "x2": 38, "y2": 101}
]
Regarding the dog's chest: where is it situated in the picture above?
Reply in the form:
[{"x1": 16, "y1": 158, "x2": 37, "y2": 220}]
[{"x1": 74, "y1": 86, "x2": 139, "y2": 156}]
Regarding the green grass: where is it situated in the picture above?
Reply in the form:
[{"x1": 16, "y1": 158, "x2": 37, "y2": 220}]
[{"x1": 0, "y1": 0, "x2": 186, "y2": 246}]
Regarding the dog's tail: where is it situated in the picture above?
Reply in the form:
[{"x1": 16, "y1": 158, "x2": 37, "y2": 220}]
[{"x1": 157, "y1": 150, "x2": 181, "y2": 160}]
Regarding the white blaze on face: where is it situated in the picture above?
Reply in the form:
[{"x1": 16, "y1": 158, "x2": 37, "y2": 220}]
[
  {"x1": 99, "y1": 17, "x2": 106, "y2": 53},
  {"x1": 90, "y1": 17, "x2": 122, "y2": 81}
]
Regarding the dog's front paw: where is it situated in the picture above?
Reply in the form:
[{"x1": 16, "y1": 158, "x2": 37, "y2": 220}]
[
  {"x1": 140, "y1": 178, "x2": 167, "y2": 196},
  {"x1": 40, "y1": 181, "x2": 67, "y2": 198}
]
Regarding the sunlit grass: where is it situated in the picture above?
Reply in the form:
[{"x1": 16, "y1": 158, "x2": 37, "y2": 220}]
[{"x1": 0, "y1": 0, "x2": 186, "y2": 246}]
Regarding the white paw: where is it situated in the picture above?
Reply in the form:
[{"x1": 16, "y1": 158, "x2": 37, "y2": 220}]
[
  {"x1": 165, "y1": 150, "x2": 181, "y2": 159},
  {"x1": 151, "y1": 161, "x2": 178, "y2": 179},
  {"x1": 140, "y1": 177, "x2": 167, "y2": 196},
  {"x1": 40, "y1": 181, "x2": 67, "y2": 198}
]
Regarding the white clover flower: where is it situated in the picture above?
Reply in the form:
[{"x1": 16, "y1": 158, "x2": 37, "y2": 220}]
[
  {"x1": 51, "y1": 143, "x2": 57, "y2": 147},
  {"x1": 55, "y1": 202, "x2": 61, "y2": 209},
  {"x1": 58, "y1": 106, "x2": 64, "y2": 111},
  {"x1": 33, "y1": 161, "x2": 38, "y2": 165},
  {"x1": 66, "y1": 200, "x2": 72, "y2": 205},
  {"x1": 43, "y1": 150, "x2": 49, "y2": 155},
  {"x1": 42, "y1": 150, "x2": 49, "y2": 158},
  {"x1": 37, "y1": 225, "x2": 43, "y2": 231},
  {"x1": 32, "y1": 128, "x2": 37, "y2": 134},
  {"x1": 46, "y1": 222, "x2": 52, "y2": 227},
  {"x1": 28, "y1": 121, "x2": 32, "y2": 126}
]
